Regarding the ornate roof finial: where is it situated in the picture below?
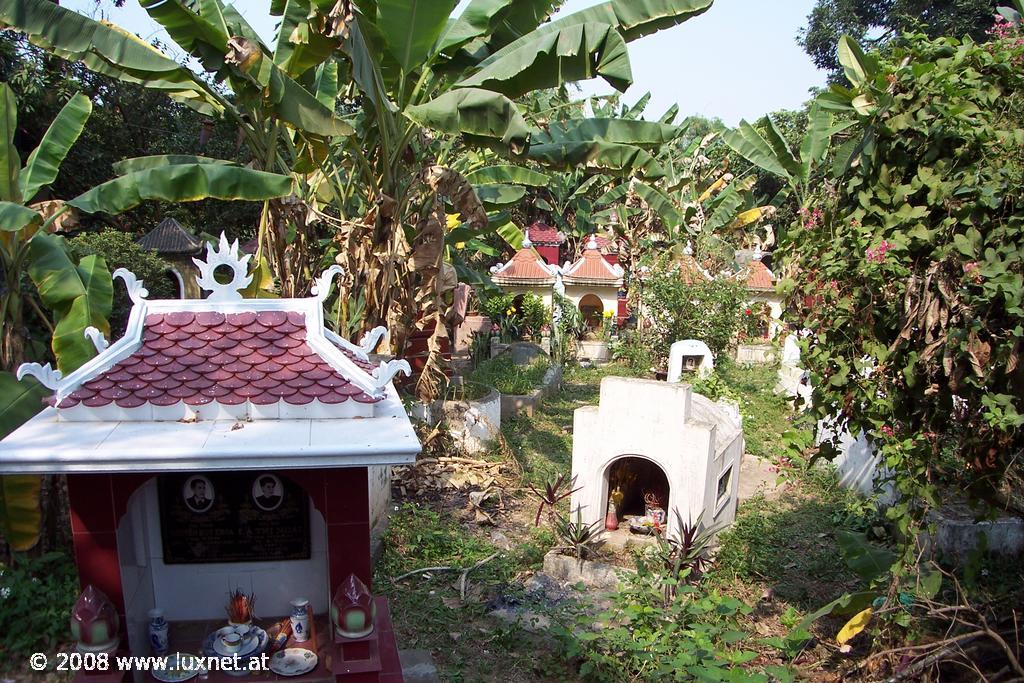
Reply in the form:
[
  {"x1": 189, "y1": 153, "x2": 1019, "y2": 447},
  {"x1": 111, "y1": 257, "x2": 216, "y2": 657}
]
[
  {"x1": 752, "y1": 245, "x2": 764, "y2": 261},
  {"x1": 683, "y1": 241, "x2": 693, "y2": 256},
  {"x1": 312, "y1": 265, "x2": 344, "y2": 302},
  {"x1": 521, "y1": 228, "x2": 532, "y2": 249},
  {"x1": 17, "y1": 362, "x2": 62, "y2": 391},
  {"x1": 113, "y1": 269, "x2": 149, "y2": 304},
  {"x1": 586, "y1": 234, "x2": 599, "y2": 251},
  {"x1": 193, "y1": 232, "x2": 253, "y2": 301}
]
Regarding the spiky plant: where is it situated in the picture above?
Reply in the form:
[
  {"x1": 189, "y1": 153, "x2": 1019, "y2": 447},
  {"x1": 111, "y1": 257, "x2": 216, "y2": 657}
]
[
  {"x1": 654, "y1": 510, "x2": 713, "y2": 603},
  {"x1": 552, "y1": 507, "x2": 604, "y2": 566},
  {"x1": 527, "y1": 473, "x2": 581, "y2": 526}
]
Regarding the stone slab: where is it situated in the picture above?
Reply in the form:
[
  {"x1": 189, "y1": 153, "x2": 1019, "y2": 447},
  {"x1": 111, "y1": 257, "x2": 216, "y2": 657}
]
[{"x1": 399, "y1": 649, "x2": 440, "y2": 683}]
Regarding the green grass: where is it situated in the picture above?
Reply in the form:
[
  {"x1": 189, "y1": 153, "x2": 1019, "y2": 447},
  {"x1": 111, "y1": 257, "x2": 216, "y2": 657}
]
[
  {"x1": 496, "y1": 363, "x2": 644, "y2": 487},
  {"x1": 375, "y1": 503, "x2": 568, "y2": 682},
  {"x1": 709, "y1": 469, "x2": 876, "y2": 608},
  {"x1": 468, "y1": 354, "x2": 550, "y2": 395},
  {"x1": 715, "y1": 359, "x2": 799, "y2": 462}
]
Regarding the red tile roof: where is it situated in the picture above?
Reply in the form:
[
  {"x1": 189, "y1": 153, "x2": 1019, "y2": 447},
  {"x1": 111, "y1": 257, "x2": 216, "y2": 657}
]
[
  {"x1": 492, "y1": 248, "x2": 555, "y2": 283},
  {"x1": 678, "y1": 255, "x2": 711, "y2": 285},
  {"x1": 56, "y1": 311, "x2": 380, "y2": 409},
  {"x1": 527, "y1": 220, "x2": 563, "y2": 245},
  {"x1": 741, "y1": 260, "x2": 775, "y2": 290},
  {"x1": 564, "y1": 247, "x2": 623, "y2": 284}
]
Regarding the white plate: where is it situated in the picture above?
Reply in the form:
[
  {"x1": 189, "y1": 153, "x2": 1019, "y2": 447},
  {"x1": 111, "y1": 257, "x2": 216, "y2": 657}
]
[
  {"x1": 151, "y1": 652, "x2": 206, "y2": 682},
  {"x1": 203, "y1": 626, "x2": 266, "y2": 658},
  {"x1": 269, "y1": 648, "x2": 318, "y2": 677}
]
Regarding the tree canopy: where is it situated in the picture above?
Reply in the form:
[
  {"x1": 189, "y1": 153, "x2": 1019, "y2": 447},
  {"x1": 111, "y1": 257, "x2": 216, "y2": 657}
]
[{"x1": 799, "y1": 0, "x2": 997, "y2": 77}]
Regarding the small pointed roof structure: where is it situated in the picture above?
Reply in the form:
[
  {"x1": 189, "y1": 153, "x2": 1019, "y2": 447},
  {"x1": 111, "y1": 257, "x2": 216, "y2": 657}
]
[
  {"x1": 562, "y1": 235, "x2": 624, "y2": 287},
  {"x1": 526, "y1": 220, "x2": 564, "y2": 246},
  {"x1": 490, "y1": 246, "x2": 556, "y2": 286},
  {"x1": 677, "y1": 241, "x2": 713, "y2": 285},
  {"x1": 136, "y1": 217, "x2": 204, "y2": 255}
]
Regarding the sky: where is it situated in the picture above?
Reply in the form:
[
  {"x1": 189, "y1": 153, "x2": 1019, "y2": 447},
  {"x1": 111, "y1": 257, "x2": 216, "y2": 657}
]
[{"x1": 65, "y1": 0, "x2": 827, "y2": 126}]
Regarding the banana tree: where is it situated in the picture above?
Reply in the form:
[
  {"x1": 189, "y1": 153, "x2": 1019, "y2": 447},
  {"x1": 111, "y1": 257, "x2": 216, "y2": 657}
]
[
  {"x1": 0, "y1": 82, "x2": 294, "y2": 552},
  {"x1": 588, "y1": 115, "x2": 777, "y2": 280},
  {"x1": 722, "y1": 99, "x2": 856, "y2": 213},
  {"x1": 0, "y1": 0, "x2": 714, "y2": 400}
]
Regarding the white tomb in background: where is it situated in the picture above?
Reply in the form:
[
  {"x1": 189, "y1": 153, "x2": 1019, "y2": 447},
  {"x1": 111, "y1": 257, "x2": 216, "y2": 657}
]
[
  {"x1": 570, "y1": 377, "x2": 744, "y2": 540},
  {"x1": 667, "y1": 339, "x2": 714, "y2": 382}
]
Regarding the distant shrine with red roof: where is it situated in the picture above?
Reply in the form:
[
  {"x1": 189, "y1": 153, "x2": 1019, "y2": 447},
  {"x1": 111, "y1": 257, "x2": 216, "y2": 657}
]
[{"x1": 490, "y1": 220, "x2": 626, "y2": 328}]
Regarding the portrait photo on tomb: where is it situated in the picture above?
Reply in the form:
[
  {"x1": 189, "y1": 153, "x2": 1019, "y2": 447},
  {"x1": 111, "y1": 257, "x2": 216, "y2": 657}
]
[{"x1": 182, "y1": 475, "x2": 215, "y2": 513}]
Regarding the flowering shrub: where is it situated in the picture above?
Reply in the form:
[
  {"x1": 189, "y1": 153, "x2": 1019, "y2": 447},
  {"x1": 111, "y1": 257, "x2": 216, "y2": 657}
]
[
  {"x1": 639, "y1": 258, "x2": 747, "y2": 365},
  {"x1": 739, "y1": 302, "x2": 772, "y2": 340},
  {"x1": 479, "y1": 292, "x2": 549, "y2": 342},
  {"x1": 784, "y1": 30, "x2": 1024, "y2": 538}
]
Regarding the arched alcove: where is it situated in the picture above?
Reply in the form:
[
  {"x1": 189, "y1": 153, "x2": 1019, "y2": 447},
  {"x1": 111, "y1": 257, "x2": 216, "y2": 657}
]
[
  {"x1": 578, "y1": 293, "x2": 604, "y2": 329},
  {"x1": 165, "y1": 267, "x2": 186, "y2": 298},
  {"x1": 605, "y1": 456, "x2": 671, "y2": 520}
]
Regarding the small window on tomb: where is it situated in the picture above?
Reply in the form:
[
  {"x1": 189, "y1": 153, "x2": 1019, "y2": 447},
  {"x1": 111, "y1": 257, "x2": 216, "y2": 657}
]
[{"x1": 716, "y1": 466, "x2": 733, "y2": 511}]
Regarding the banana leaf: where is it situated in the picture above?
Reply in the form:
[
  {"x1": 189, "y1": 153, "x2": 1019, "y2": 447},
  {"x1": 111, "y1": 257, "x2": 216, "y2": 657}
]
[
  {"x1": 406, "y1": 88, "x2": 530, "y2": 152},
  {"x1": 0, "y1": 201, "x2": 41, "y2": 232},
  {"x1": 800, "y1": 102, "x2": 857, "y2": 182},
  {"x1": 2, "y1": 0, "x2": 202, "y2": 80},
  {"x1": 374, "y1": 0, "x2": 457, "y2": 71},
  {"x1": 139, "y1": 0, "x2": 229, "y2": 72},
  {"x1": 456, "y1": 22, "x2": 631, "y2": 97},
  {"x1": 111, "y1": 154, "x2": 238, "y2": 175},
  {"x1": 68, "y1": 164, "x2": 294, "y2": 215},
  {"x1": 1, "y1": 0, "x2": 218, "y2": 110},
  {"x1": 27, "y1": 235, "x2": 112, "y2": 374},
  {"x1": 526, "y1": 140, "x2": 666, "y2": 179},
  {"x1": 313, "y1": 60, "x2": 340, "y2": 108},
  {"x1": 632, "y1": 180, "x2": 683, "y2": 231},
  {"x1": 0, "y1": 82, "x2": 20, "y2": 203},
  {"x1": 273, "y1": 0, "x2": 339, "y2": 77},
  {"x1": 0, "y1": 373, "x2": 46, "y2": 552},
  {"x1": 722, "y1": 120, "x2": 795, "y2": 182},
  {"x1": 474, "y1": 183, "x2": 526, "y2": 208},
  {"x1": 439, "y1": 0, "x2": 540, "y2": 53},
  {"x1": 493, "y1": 0, "x2": 713, "y2": 48},
  {"x1": 465, "y1": 165, "x2": 549, "y2": 186},
  {"x1": 19, "y1": 93, "x2": 92, "y2": 201},
  {"x1": 533, "y1": 118, "x2": 683, "y2": 147}
]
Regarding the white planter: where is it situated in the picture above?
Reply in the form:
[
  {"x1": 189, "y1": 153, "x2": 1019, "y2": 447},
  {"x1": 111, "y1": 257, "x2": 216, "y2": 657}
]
[
  {"x1": 440, "y1": 385, "x2": 501, "y2": 454},
  {"x1": 577, "y1": 340, "x2": 611, "y2": 364}
]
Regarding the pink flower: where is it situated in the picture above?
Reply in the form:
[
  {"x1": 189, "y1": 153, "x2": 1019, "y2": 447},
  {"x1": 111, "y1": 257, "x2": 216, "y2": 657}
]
[
  {"x1": 866, "y1": 239, "x2": 893, "y2": 263},
  {"x1": 880, "y1": 425, "x2": 895, "y2": 437}
]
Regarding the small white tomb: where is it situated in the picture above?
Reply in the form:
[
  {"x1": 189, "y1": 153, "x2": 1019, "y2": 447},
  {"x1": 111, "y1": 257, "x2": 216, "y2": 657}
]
[{"x1": 570, "y1": 377, "x2": 744, "y2": 539}]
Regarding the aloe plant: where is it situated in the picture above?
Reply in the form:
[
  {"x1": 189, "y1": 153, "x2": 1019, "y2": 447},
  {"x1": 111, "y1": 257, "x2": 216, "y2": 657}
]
[{"x1": 552, "y1": 507, "x2": 604, "y2": 565}]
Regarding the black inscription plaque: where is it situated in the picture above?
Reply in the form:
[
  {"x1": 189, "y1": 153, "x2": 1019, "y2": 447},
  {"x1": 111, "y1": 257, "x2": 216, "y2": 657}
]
[{"x1": 158, "y1": 472, "x2": 310, "y2": 564}]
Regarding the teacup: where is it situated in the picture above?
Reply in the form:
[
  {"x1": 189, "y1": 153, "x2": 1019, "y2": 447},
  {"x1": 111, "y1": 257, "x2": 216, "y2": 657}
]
[
  {"x1": 220, "y1": 631, "x2": 242, "y2": 653},
  {"x1": 233, "y1": 624, "x2": 250, "y2": 639}
]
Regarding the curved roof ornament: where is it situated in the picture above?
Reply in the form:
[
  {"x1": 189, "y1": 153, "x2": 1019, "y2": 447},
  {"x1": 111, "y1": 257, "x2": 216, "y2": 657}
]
[
  {"x1": 84, "y1": 327, "x2": 109, "y2": 354},
  {"x1": 113, "y1": 268, "x2": 149, "y2": 305},
  {"x1": 17, "y1": 362, "x2": 63, "y2": 391},
  {"x1": 193, "y1": 233, "x2": 253, "y2": 301},
  {"x1": 312, "y1": 265, "x2": 345, "y2": 302}
]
